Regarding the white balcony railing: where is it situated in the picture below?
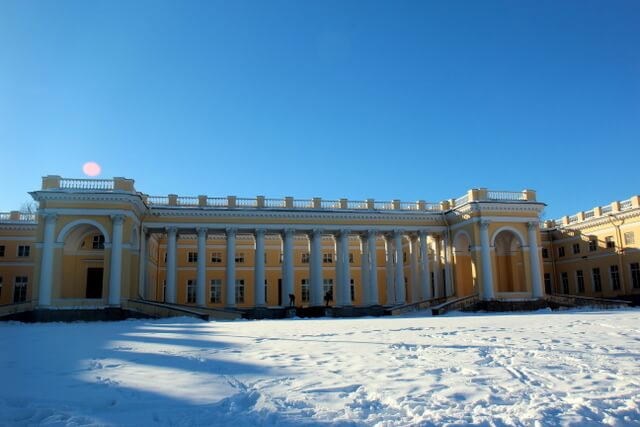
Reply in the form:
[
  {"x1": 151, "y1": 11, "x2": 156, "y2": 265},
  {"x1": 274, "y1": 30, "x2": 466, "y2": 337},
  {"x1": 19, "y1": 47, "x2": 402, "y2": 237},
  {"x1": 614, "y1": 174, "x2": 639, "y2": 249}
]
[
  {"x1": 620, "y1": 199, "x2": 632, "y2": 211},
  {"x1": 59, "y1": 178, "x2": 114, "y2": 190},
  {"x1": 487, "y1": 191, "x2": 526, "y2": 201}
]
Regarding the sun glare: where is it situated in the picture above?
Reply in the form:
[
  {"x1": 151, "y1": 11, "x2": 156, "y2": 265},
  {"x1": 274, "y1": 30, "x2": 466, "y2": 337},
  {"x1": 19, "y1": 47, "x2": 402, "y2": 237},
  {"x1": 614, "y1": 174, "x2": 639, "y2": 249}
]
[{"x1": 82, "y1": 162, "x2": 102, "y2": 177}]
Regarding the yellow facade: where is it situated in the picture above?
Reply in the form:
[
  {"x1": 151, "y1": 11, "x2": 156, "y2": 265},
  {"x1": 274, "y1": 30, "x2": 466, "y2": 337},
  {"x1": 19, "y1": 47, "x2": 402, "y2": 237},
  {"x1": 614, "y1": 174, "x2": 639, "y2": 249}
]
[{"x1": 2, "y1": 176, "x2": 634, "y2": 315}]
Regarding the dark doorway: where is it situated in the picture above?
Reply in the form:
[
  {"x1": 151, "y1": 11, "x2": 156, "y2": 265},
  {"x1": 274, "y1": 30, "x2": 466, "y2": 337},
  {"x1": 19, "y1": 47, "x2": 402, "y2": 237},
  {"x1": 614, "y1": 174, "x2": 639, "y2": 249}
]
[
  {"x1": 278, "y1": 278, "x2": 282, "y2": 306},
  {"x1": 86, "y1": 267, "x2": 103, "y2": 299}
]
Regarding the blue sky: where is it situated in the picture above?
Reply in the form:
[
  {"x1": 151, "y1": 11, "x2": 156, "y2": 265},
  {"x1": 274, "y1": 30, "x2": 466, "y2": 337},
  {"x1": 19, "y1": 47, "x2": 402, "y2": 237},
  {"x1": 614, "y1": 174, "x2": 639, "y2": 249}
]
[{"x1": 1, "y1": 1, "x2": 638, "y2": 219}]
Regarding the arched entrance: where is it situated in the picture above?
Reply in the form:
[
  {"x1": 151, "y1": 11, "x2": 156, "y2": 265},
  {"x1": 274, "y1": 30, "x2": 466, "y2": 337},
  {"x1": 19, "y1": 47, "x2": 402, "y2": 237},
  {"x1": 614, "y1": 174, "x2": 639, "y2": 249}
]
[
  {"x1": 58, "y1": 223, "x2": 108, "y2": 301},
  {"x1": 493, "y1": 229, "x2": 526, "y2": 293},
  {"x1": 453, "y1": 231, "x2": 476, "y2": 297}
]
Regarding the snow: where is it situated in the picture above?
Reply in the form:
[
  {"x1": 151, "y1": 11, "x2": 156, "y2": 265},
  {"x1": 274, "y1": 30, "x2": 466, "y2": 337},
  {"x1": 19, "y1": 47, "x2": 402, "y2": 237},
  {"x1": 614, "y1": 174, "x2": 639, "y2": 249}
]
[{"x1": 2, "y1": 309, "x2": 640, "y2": 426}]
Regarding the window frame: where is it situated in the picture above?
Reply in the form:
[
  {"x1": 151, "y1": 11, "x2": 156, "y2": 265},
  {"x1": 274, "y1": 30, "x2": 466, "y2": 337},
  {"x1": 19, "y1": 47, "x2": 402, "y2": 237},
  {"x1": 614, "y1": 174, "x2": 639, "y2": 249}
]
[
  {"x1": 17, "y1": 245, "x2": 30, "y2": 257},
  {"x1": 210, "y1": 279, "x2": 222, "y2": 303}
]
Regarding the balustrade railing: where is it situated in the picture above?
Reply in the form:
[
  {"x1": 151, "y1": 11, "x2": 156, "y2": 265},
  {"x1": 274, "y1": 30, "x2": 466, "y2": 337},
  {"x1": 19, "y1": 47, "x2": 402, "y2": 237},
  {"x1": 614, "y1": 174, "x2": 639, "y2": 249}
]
[
  {"x1": 207, "y1": 197, "x2": 227, "y2": 207},
  {"x1": 147, "y1": 196, "x2": 169, "y2": 205},
  {"x1": 620, "y1": 199, "x2": 632, "y2": 211},
  {"x1": 584, "y1": 210, "x2": 595, "y2": 219},
  {"x1": 455, "y1": 194, "x2": 469, "y2": 206},
  {"x1": 373, "y1": 201, "x2": 393, "y2": 210},
  {"x1": 293, "y1": 199, "x2": 313, "y2": 208},
  {"x1": 487, "y1": 190, "x2": 525, "y2": 201},
  {"x1": 601, "y1": 205, "x2": 612, "y2": 214},
  {"x1": 60, "y1": 178, "x2": 114, "y2": 190},
  {"x1": 177, "y1": 197, "x2": 199, "y2": 206},
  {"x1": 568, "y1": 214, "x2": 578, "y2": 224},
  {"x1": 0, "y1": 212, "x2": 36, "y2": 223},
  {"x1": 399, "y1": 202, "x2": 419, "y2": 210},
  {"x1": 264, "y1": 198, "x2": 286, "y2": 208},
  {"x1": 236, "y1": 198, "x2": 257, "y2": 207},
  {"x1": 346, "y1": 200, "x2": 368, "y2": 209}
]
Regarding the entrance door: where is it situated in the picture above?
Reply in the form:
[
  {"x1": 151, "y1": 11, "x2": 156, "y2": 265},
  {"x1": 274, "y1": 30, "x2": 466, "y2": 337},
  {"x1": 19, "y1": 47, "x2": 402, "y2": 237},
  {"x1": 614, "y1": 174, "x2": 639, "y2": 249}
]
[{"x1": 86, "y1": 268, "x2": 103, "y2": 298}]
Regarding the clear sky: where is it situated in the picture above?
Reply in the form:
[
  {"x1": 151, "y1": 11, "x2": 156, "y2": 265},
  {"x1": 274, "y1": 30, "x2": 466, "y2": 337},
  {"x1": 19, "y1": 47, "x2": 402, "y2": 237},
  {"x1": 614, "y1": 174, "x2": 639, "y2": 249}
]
[{"x1": 1, "y1": 1, "x2": 638, "y2": 220}]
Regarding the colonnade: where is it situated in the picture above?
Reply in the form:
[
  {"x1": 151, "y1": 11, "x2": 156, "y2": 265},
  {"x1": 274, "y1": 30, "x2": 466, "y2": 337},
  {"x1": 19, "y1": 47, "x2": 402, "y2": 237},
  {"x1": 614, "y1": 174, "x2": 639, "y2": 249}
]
[{"x1": 153, "y1": 227, "x2": 451, "y2": 308}]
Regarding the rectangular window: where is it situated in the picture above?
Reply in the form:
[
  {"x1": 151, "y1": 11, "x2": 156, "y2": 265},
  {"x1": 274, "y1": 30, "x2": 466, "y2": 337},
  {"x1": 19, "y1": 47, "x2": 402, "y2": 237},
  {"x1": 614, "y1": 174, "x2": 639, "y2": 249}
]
[
  {"x1": 0, "y1": 245, "x2": 4, "y2": 257},
  {"x1": 541, "y1": 248, "x2": 548, "y2": 258},
  {"x1": 631, "y1": 263, "x2": 640, "y2": 289},
  {"x1": 610, "y1": 265, "x2": 621, "y2": 291},
  {"x1": 323, "y1": 253, "x2": 333, "y2": 264},
  {"x1": 301, "y1": 279, "x2": 310, "y2": 303},
  {"x1": 211, "y1": 252, "x2": 222, "y2": 263},
  {"x1": 92, "y1": 235, "x2": 105, "y2": 249},
  {"x1": 301, "y1": 253, "x2": 309, "y2": 264},
  {"x1": 544, "y1": 273, "x2": 552, "y2": 294},
  {"x1": 186, "y1": 279, "x2": 196, "y2": 303},
  {"x1": 588, "y1": 238, "x2": 597, "y2": 252},
  {"x1": 264, "y1": 279, "x2": 268, "y2": 305},
  {"x1": 558, "y1": 246, "x2": 565, "y2": 257},
  {"x1": 572, "y1": 243, "x2": 580, "y2": 255},
  {"x1": 235, "y1": 253, "x2": 245, "y2": 263},
  {"x1": 14, "y1": 276, "x2": 28, "y2": 303},
  {"x1": 350, "y1": 279, "x2": 355, "y2": 301},
  {"x1": 235, "y1": 279, "x2": 245, "y2": 303},
  {"x1": 17, "y1": 245, "x2": 30, "y2": 257},
  {"x1": 576, "y1": 270, "x2": 585, "y2": 293},
  {"x1": 210, "y1": 279, "x2": 221, "y2": 303},
  {"x1": 164, "y1": 252, "x2": 167, "y2": 263},
  {"x1": 605, "y1": 236, "x2": 615, "y2": 249},
  {"x1": 162, "y1": 279, "x2": 167, "y2": 302},
  {"x1": 323, "y1": 279, "x2": 334, "y2": 301},
  {"x1": 187, "y1": 252, "x2": 198, "y2": 263},
  {"x1": 349, "y1": 253, "x2": 354, "y2": 264},
  {"x1": 592, "y1": 268, "x2": 602, "y2": 292},
  {"x1": 624, "y1": 232, "x2": 635, "y2": 245},
  {"x1": 561, "y1": 272, "x2": 569, "y2": 294}
]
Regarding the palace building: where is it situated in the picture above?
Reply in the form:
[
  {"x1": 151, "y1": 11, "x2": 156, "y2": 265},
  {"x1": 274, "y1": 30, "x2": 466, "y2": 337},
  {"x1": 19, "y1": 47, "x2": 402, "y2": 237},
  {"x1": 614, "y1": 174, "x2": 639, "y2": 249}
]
[{"x1": 0, "y1": 176, "x2": 638, "y2": 319}]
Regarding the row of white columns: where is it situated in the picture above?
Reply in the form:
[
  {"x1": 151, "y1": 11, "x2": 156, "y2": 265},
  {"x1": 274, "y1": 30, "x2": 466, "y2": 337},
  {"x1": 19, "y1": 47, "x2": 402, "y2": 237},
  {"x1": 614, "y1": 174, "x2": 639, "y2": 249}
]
[{"x1": 156, "y1": 227, "x2": 454, "y2": 308}]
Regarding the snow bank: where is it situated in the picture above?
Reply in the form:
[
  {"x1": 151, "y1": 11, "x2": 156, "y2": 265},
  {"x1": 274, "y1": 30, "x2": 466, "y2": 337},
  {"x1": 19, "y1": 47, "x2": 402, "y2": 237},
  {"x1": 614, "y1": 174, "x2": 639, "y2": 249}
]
[{"x1": 2, "y1": 310, "x2": 639, "y2": 426}]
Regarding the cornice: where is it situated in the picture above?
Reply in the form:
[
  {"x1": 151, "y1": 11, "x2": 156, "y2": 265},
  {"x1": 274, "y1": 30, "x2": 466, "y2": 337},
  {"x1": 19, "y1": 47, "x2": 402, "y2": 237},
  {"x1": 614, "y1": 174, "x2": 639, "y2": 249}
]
[
  {"x1": 0, "y1": 223, "x2": 37, "y2": 231},
  {"x1": 554, "y1": 208, "x2": 640, "y2": 232},
  {"x1": 145, "y1": 207, "x2": 446, "y2": 224},
  {"x1": 30, "y1": 190, "x2": 147, "y2": 216}
]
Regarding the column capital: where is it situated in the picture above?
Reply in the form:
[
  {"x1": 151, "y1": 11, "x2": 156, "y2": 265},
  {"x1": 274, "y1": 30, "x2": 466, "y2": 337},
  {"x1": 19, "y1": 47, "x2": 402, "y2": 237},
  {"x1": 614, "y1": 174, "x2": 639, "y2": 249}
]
[
  {"x1": 225, "y1": 227, "x2": 238, "y2": 237},
  {"x1": 335, "y1": 229, "x2": 349, "y2": 237},
  {"x1": 142, "y1": 226, "x2": 149, "y2": 235},
  {"x1": 366, "y1": 229, "x2": 378, "y2": 238},
  {"x1": 307, "y1": 228, "x2": 323, "y2": 239},
  {"x1": 110, "y1": 214, "x2": 125, "y2": 225},
  {"x1": 418, "y1": 229, "x2": 428, "y2": 238},
  {"x1": 42, "y1": 213, "x2": 57, "y2": 224},
  {"x1": 166, "y1": 226, "x2": 178, "y2": 235},
  {"x1": 254, "y1": 228, "x2": 266, "y2": 237},
  {"x1": 196, "y1": 227, "x2": 208, "y2": 238},
  {"x1": 527, "y1": 221, "x2": 539, "y2": 230},
  {"x1": 409, "y1": 233, "x2": 419, "y2": 242},
  {"x1": 479, "y1": 220, "x2": 491, "y2": 229},
  {"x1": 282, "y1": 228, "x2": 295, "y2": 237}
]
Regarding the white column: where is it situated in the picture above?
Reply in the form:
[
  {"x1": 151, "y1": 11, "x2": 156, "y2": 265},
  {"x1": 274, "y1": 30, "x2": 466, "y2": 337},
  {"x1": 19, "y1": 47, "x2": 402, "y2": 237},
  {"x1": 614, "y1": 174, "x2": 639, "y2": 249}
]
[
  {"x1": 384, "y1": 234, "x2": 395, "y2": 305},
  {"x1": 309, "y1": 229, "x2": 324, "y2": 306},
  {"x1": 166, "y1": 227, "x2": 178, "y2": 304},
  {"x1": 480, "y1": 220, "x2": 495, "y2": 300},
  {"x1": 394, "y1": 230, "x2": 406, "y2": 304},
  {"x1": 409, "y1": 234, "x2": 419, "y2": 302},
  {"x1": 528, "y1": 221, "x2": 544, "y2": 298},
  {"x1": 443, "y1": 233, "x2": 454, "y2": 297},
  {"x1": 108, "y1": 214, "x2": 124, "y2": 306},
  {"x1": 196, "y1": 227, "x2": 207, "y2": 306},
  {"x1": 38, "y1": 213, "x2": 56, "y2": 307},
  {"x1": 359, "y1": 233, "x2": 370, "y2": 306},
  {"x1": 225, "y1": 227, "x2": 237, "y2": 307},
  {"x1": 138, "y1": 228, "x2": 149, "y2": 299},
  {"x1": 419, "y1": 231, "x2": 432, "y2": 300},
  {"x1": 339, "y1": 230, "x2": 351, "y2": 306},
  {"x1": 282, "y1": 228, "x2": 295, "y2": 304},
  {"x1": 433, "y1": 235, "x2": 442, "y2": 298},
  {"x1": 368, "y1": 230, "x2": 379, "y2": 305},
  {"x1": 254, "y1": 229, "x2": 266, "y2": 307}
]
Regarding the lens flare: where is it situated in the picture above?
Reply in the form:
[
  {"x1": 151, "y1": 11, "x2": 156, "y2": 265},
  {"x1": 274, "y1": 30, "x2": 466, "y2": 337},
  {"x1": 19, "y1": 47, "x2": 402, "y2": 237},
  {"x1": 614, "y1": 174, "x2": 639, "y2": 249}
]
[{"x1": 82, "y1": 162, "x2": 102, "y2": 177}]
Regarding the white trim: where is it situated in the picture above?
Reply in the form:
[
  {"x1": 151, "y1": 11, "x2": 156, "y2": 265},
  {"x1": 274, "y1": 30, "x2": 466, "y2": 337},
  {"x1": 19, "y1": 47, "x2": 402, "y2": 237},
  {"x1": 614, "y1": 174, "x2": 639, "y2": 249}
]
[
  {"x1": 0, "y1": 236, "x2": 36, "y2": 241},
  {"x1": 57, "y1": 219, "x2": 111, "y2": 244},
  {"x1": 449, "y1": 215, "x2": 541, "y2": 231},
  {"x1": 491, "y1": 226, "x2": 526, "y2": 247}
]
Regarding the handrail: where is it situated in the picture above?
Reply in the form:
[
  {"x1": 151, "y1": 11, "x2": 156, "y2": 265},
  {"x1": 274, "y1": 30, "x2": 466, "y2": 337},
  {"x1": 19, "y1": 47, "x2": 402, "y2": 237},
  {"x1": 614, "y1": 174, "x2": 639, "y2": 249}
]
[{"x1": 60, "y1": 178, "x2": 114, "y2": 190}]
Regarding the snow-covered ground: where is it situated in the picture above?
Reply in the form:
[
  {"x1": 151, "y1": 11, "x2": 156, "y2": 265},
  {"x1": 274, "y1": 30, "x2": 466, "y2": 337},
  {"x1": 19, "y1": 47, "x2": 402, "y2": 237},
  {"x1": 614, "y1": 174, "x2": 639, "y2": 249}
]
[{"x1": 2, "y1": 309, "x2": 640, "y2": 426}]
